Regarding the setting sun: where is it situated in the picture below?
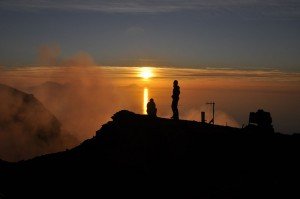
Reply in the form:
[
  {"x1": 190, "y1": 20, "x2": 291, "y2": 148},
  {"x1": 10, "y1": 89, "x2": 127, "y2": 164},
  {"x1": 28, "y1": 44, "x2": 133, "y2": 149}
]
[{"x1": 140, "y1": 67, "x2": 153, "y2": 79}]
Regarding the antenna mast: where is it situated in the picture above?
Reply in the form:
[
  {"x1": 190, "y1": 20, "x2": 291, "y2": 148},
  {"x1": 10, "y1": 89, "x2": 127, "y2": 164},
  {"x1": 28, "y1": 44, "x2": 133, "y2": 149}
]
[{"x1": 206, "y1": 102, "x2": 215, "y2": 125}]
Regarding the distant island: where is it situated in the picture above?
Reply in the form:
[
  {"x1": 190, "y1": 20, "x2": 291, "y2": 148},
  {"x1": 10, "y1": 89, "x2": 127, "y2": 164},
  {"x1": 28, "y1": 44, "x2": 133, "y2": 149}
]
[{"x1": 1, "y1": 110, "x2": 300, "y2": 198}]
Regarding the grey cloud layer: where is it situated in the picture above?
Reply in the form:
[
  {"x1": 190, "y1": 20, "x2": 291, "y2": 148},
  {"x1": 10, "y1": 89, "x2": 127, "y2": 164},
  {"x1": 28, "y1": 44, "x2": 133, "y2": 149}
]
[{"x1": 1, "y1": 0, "x2": 300, "y2": 19}]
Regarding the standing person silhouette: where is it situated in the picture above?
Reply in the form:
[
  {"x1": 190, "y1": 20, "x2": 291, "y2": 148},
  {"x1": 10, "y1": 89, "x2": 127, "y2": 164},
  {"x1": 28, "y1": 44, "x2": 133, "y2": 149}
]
[{"x1": 171, "y1": 80, "x2": 180, "y2": 120}]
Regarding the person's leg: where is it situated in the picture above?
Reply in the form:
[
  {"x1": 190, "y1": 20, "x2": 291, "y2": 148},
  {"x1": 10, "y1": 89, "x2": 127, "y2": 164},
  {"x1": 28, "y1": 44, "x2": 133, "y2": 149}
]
[
  {"x1": 174, "y1": 106, "x2": 179, "y2": 120},
  {"x1": 175, "y1": 110, "x2": 179, "y2": 119},
  {"x1": 171, "y1": 100, "x2": 176, "y2": 118},
  {"x1": 172, "y1": 100, "x2": 179, "y2": 119}
]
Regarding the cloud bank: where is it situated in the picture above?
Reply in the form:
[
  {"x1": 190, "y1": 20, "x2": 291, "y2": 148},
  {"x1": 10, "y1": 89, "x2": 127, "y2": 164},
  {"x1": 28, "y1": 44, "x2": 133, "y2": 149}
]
[{"x1": 1, "y1": 0, "x2": 300, "y2": 19}]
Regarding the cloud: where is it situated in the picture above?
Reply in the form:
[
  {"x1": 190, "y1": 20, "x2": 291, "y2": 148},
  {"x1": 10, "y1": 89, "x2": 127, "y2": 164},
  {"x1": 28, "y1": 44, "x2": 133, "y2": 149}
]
[
  {"x1": 97, "y1": 66, "x2": 300, "y2": 83},
  {"x1": 1, "y1": 0, "x2": 300, "y2": 19}
]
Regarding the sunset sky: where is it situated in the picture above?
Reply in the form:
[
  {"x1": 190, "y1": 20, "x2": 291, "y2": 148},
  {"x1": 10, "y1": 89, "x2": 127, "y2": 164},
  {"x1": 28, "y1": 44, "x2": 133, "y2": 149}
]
[
  {"x1": 0, "y1": 1, "x2": 300, "y2": 139},
  {"x1": 1, "y1": 66, "x2": 299, "y2": 138},
  {"x1": 1, "y1": 0, "x2": 300, "y2": 70}
]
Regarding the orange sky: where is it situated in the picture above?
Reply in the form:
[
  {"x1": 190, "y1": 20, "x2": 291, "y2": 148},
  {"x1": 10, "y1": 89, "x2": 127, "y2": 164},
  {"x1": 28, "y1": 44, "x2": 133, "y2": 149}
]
[{"x1": 1, "y1": 66, "x2": 300, "y2": 138}]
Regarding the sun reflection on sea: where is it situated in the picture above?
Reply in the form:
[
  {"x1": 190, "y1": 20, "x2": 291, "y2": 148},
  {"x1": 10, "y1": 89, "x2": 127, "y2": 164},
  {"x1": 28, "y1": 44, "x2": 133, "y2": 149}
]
[{"x1": 143, "y1": 87, "x2": 148, "y2": 114}]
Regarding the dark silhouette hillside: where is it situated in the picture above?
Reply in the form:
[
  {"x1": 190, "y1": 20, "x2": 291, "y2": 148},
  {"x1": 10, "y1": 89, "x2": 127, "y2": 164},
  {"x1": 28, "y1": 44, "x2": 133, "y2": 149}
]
[
  {"x1": 0, "y1": 83, "x2": 78, "y2": 161},
  {"x1": 1, "y1": 110, "x2": 300, "y2": 198}
]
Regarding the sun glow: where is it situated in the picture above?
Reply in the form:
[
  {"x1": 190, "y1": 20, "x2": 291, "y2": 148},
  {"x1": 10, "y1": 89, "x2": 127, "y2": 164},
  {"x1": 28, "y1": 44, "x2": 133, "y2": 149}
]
[{"x1": 140, "y1": 67, "x2": 153, "y2": 79}]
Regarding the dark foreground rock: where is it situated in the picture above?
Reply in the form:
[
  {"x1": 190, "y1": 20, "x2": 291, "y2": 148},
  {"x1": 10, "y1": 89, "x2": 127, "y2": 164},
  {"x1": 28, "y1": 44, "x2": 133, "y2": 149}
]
[{"x1": 1, "y1": 110, "x2": 299, "y2": 198}]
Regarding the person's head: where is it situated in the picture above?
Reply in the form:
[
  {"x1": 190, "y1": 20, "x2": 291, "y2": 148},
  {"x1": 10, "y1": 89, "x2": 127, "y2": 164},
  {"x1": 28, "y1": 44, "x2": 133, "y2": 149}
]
[
  {"x1": 173, "y1": 80, "x2": 178, "y2": 86},
  {"x1": 150, "y1": 98, "x2": 154, "y2": 102}
]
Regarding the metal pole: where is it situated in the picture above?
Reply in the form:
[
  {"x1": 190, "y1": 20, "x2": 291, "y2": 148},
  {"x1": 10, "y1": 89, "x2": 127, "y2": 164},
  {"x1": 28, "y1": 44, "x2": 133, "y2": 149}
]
[
  {"x1": 212, "y1": 102, "x2": 215, "y2": 125},
  {"x1": 201, "y1": 111, "x2": 206, "y2": 123},
  {"x1": 206, "y1": 102, "x2": 215, "y2": 125}
]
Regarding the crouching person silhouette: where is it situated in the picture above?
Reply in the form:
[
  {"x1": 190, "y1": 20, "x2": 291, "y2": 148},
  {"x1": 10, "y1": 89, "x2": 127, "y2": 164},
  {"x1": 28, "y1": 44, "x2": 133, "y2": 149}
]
[{"x1": 147, "y1": 98, "x2": 157, "y2": 117}]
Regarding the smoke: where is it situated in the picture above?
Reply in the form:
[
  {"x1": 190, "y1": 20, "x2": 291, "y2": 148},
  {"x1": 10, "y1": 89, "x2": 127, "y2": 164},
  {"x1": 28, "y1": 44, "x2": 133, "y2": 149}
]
[
  {"x1": 28, "y1": 44, "x2": 117, "y2": 140},
  {"x1": 61, "y1": 52, "x2": 95, "y2": 67},
  {"x1": 0, "y1": 44, "x2": 119, "y2": 161},
  {"x1": 37, "y1": 43, "x2": 61, "y2": 66},
  {"x1": 182, "y1": 108, "x2": 240, "y2": 127},
  {"x1": 28, "y1": 78, "x2": 117, "y2": 140},
  {"x1": 37, "y1": 43, "x2": 95, "y2": 67},
  {"x1": 0, "y1": 84, "x2": 78, "y2": 162}
]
